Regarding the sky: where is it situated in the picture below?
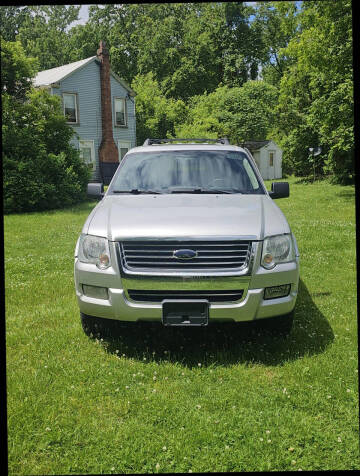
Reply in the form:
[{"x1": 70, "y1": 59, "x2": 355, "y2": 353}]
[{"x1": 71, "y1": 4, "x2": 90, "y2": 27}]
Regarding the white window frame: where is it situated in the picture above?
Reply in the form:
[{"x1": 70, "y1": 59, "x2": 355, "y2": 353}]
[
  {"x1": 79, "y1": 140, "x2": 96, "y2": 171},
  {"x1": 117, "y1": 140, "x2": 131, "y2": 162},
  {"x1": 114, "y1": 97, "x2": 127, "y2": 127},
  {"x1": 63, "y1": 92, "x2": 79, "y2": 124}
]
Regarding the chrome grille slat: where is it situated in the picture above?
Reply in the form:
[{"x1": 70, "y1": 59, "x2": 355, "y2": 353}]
[
  {"x1": 126, "y1": 255, "x2": 247, "y2": 262},
  {"x1": 126, "y1": 261, "x2": 246, "y2": 266},
  {"x1": 120, "y1": 240, "x2": 252, "y2": 271},
  {"x1": 123, "y1": 244, "x2": 249, "y2": 248},
  {"x1": 124, "y1": 249, "x2": 249, "y2": 254}
]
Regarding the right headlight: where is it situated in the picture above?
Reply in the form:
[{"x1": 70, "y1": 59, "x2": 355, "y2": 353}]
[
  {"x1": 261, "y1": 234, "x2": 295, "y2": 269},
  {"x1": 78, "y1": 234, "x2": 111, "y2": 269}
]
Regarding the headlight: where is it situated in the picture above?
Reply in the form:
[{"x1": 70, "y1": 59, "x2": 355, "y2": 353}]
[
  {"x1": 78, "y1": 234, "x2": 111, "y2": 269},
  {"x1": 261, "y1": 234, "x2": 295, "y2": 269}
]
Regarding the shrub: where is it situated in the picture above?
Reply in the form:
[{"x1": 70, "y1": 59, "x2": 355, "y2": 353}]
[{"x1": 3, "y1": 89, "x2": 90, "y2": 213}]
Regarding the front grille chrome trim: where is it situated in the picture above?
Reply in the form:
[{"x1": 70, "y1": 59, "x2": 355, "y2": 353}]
[{"x1": 117, "y1": 240, "x2": 258, "y2": 277}]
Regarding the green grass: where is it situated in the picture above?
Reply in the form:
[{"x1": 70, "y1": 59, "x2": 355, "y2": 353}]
[{"x1": 5, "y1": 177, "x2": 359, "y2": 473}]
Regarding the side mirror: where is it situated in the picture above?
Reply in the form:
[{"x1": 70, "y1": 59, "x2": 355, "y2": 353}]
[
  {"x1": 269, "y1": 182, "x2": 289, "y2": 199},
  {"x1": 87, "y1": 182, "x2": 104, "y2": 200}
]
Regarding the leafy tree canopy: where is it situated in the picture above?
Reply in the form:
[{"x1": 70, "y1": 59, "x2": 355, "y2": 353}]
[
  {"x1": 175, "y1": 81, "x2": 278, "y2": 144},
  {"x1": 1, "y1": 37, "x2": 38, "y2": 100},
  {"x1": 15, "y1": 5, "x2": 80, "y2": 70},
  {"x1": 272, "y1": 0, "x2": 353, "y2": 182},
  {"x1": 2, "y1": 38, "x2": 89, "y2": 213}
]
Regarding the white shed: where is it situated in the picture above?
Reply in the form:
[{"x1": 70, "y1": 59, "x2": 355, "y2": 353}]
[{"x1": 242, "y1": 140, "x2": 283, "y2": 180}]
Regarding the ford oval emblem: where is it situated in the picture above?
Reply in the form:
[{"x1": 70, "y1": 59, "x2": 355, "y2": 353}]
[{"x1": 173, "y1": 249, "x2": 197, "y2": 260}]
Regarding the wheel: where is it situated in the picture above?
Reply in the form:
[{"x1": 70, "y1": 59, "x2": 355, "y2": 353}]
[{"x1": 257, "y1": 311, "x2": 294, "y2": 336}]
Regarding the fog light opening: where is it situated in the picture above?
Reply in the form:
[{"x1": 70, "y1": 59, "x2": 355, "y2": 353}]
[
  {"x1": 82, "y1": 284, "x2": 109, "y2": 300},
  {"x1": 264, "y1": 284, "x2": 291, "y2": 300}
]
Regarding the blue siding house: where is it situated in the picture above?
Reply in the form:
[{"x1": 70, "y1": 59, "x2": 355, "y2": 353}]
[{"x1": 33, "y1": 41, "x2": 136, "y2": 184}]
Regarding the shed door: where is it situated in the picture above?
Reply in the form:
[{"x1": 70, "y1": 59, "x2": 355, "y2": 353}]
[{"x1": 268, "y1": 150, "x2": 276, "y2": 180}]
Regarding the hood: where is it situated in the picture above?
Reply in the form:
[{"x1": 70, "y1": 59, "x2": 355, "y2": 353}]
[{"x1": 83, "y1": 194, "x2": 290, "y2": 241}]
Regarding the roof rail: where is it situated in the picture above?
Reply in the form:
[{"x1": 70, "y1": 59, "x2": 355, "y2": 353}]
[{"x1": 143, "y1": 137, "x2": 230, "y2": 146}]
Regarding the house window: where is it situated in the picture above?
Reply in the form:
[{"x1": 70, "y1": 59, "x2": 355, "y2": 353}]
[
  {"x1": 114, "y1": 97, "x2": 127, "y2": 126},
  {"x1": 63, "y1": 93, "x2": 78, "y2": 123},
  {"x1": 269, "y1": 152, "x2": 275, "y2": 167},
  {"x1": 118, "y1": 141, "x2": 131, "y2": 161},
  {"x1": 79, "y1": 140, "x2": 95, "y2": 170}
]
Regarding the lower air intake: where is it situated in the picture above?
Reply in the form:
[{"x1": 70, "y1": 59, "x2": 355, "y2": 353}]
[{"x1": 127, "y1": 289, "x2": 244, "y2": 303}]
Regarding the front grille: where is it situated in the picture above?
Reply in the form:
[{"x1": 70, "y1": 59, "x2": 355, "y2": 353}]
[
  {"x1": 120, "y1": 240, "x2": 252, "y2": 270},
  {"x1": 127, "y1": 289, "x2": 244, "y2": 303}
]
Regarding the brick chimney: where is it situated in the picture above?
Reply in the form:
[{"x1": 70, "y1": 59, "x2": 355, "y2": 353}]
[{"x1": 97, "y1": 40, "x2": 119, "y2": 184}]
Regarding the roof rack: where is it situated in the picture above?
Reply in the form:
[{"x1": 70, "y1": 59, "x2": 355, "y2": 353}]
[{"x1": 143, "y1": 137, "x2": 230, "y2": 146}]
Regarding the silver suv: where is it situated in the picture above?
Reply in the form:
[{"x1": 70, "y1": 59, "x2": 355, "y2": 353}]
[{"x1": 74, "y1": 138, "x2": 300, "y2": 336}]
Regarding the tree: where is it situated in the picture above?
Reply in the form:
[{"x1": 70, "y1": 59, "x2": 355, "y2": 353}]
[
  {"x1": 253, "y1": 1, "x2": 300, "y2": 85},
  {"x1": 271, "y1": 0, "x2": 354, "y2": 182},
  {"x1": 131, "y1": 72, "x2": 188, "y2": 145},
  {"x1": 175, "y1": 81, "x2": 278, "y2": 144},
  {"x1": 1, "y1": 37, "x2": 38, "y2": 100},
  {"x1": 16, "y1": 5, "x2": 81, "y2": 70},
  {"x1": 86, "y1": 3, "x2": 263, "y2": 100},
  {"x1": 2, "y1": 38, "x2": 90, "y2": 213},
  {"x1": 0, "y1": 6, "x2": 31, "y2": 41}
]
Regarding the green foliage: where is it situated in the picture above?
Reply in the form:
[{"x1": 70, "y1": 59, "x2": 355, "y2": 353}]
[
  {"x1": 1, "y1": 1, "x2": 354, "y2": 185},
  {"x1": 2, "y1": 38, "x2": 90, "y2": 213},
  {"x1": 3, "y1": 89, "x2": 90, "y2": 213},
  {"x1": 218, "y1": 81, "x2": 279, "y2": 143},
  {"x1": 131, "y1": 72, "x2": 188, "y2": 145},
  {"x1": 253, "y1": 1, "x2": 300, "y2": 85},
  {"x1": 175, "y1": 81, "x2": 278, "y2": 144},
  {"x1": 270, "y1": 0, "x2": 354, "y2": 183},
  {"x1": 86, "y1": 3, "x2": 263, "y2": 99},
  {"x1": 1, "y1": 37, "x2": 39, "y2": 100},
  {"x1": 0, "y1": 6, "x2": 32, "y2": 41},
  {"x1": 16, "y1": 5, "x2": 81, "y2": 70}
]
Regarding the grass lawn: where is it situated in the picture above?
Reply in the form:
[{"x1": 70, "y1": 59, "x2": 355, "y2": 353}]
[{"x1": 5, "y1": 176, "x2": 359, "y2": 473}]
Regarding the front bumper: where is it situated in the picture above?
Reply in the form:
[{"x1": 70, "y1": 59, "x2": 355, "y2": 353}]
[{"x1": 74, "y1": 240, "x2": 300, "y2": 323}]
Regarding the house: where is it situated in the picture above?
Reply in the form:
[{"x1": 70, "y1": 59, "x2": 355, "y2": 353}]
[
  {"x1": 242, "y1": 140, "x2": 283, "y2": 180},
  {"x1": 33, "y1": 41, "x2": 136, "y2": 184}
]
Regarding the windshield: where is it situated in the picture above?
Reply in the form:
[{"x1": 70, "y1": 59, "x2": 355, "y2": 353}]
[{"x1": 109, "y1": 150, "x2": 265, "y2": 194}]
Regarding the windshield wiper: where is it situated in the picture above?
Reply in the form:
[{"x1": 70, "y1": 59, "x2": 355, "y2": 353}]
[
  {"x1": 112, "y1": 189, "x2": 163, "y2": 194},
  {"x1": 201, "y1": 189, "x2": 242, "y2": 194},
  {"x1": 169, "y1": 188, "x2": 241, "y2": 194}
]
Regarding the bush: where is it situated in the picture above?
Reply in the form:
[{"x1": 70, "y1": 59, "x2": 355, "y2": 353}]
[
  {"x1": 3, "y1": 89, "x2": 90, "y2": 213},
  {"x1": 175, "y1": 82, "x2": 278, "y2": 144}
]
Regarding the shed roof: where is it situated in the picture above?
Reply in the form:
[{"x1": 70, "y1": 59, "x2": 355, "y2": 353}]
[
  {"x1": 242, "y1": 140, "x2": 271, "y2": 151},
  {"x1": 33, "y1": 56, "x2": 136, "y2": 96}
]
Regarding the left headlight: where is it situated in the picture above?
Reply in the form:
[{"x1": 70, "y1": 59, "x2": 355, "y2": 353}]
[
  {"x1": 261, "y1": 234, "x2": 295, "y2": 269},
  {"x1": 78, "y1": 234, "x2": 111, "y2": 269}
]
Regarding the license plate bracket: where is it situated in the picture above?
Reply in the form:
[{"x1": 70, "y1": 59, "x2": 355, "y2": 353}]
[{"x1": 162, "y1": 300, "x2": 209, "y2": 326}]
